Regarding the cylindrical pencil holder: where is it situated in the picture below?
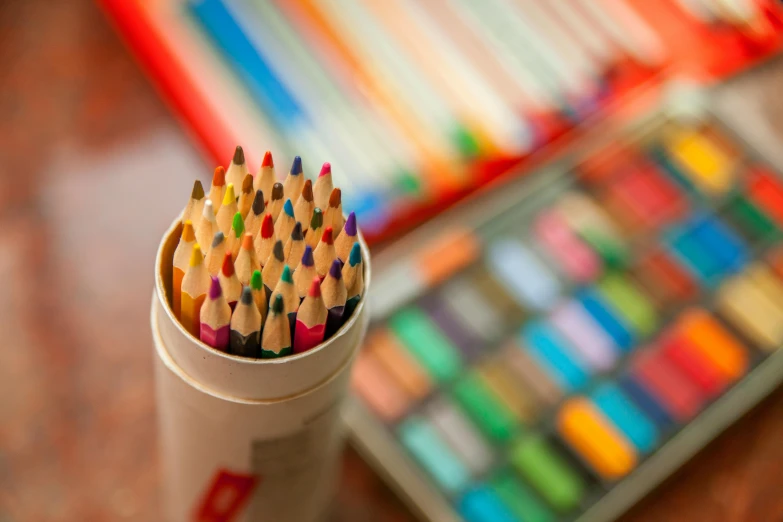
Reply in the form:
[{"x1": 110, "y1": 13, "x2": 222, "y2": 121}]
[{"x1": 152, "y1": 218, "x2": 370, "y2": 522}]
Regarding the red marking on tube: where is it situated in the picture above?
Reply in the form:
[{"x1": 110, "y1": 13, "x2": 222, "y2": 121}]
[{"x1": 194, "y1": 469, "x2": 259, "y2": 522}]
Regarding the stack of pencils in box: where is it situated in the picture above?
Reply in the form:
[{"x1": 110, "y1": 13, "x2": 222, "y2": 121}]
[{"x1": 171, "y1": 146, "x2": 365, "y2": 358}]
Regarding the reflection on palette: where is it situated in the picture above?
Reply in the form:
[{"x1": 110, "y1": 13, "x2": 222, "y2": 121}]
[{"x1": 348, "y1": 111, "x2": 783, "y2": 522}]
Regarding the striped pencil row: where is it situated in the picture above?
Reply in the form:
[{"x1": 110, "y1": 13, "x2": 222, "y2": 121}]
[{"x1": 171, "y1": 146, "x2": 365, "y2": 358}]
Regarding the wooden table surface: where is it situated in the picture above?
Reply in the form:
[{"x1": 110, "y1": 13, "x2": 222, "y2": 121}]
[{"x1": 1, "y1": 2, "x2": 782, "y2": 521}]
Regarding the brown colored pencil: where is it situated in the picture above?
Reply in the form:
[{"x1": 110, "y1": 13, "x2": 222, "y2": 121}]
[
  {"x1": 225, "y1": 145, "x2": 249, "y2": 190},
  {"x1": 244, "y1": 190, "x2": 267, "y2": 239},
  {"x1": 324, "y1": 187, "x2": 344, "y2": 233},
  {"x1": 237, "y1": 173, "x2": 254, "y2": 219},
  {"x1": 294, "y1": 179, "x2": 314, "y2": 231},
  {"x1": 268, "y1": 182, "x2": 285, "y2": 222},
  {"x1": 180, "y1": 180, "x2": 205, "y2": 226}
]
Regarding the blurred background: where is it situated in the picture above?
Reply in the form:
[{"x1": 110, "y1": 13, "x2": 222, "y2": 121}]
[{"x1": 2, "y1": 0, "x2": 783, "y2": 521}]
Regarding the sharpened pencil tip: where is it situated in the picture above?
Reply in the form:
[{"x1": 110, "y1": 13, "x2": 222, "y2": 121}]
[
  {"x1": 241, "y1": 285, "x2": 253, "y2": 304},
  {"x1": 242, "y1": 174, "x2": 253, "y2": 194},
  {"x1": 344, "y1": 212, "x2": 357, "y2": 236},
  {"x1": 212, "y1": 166, "x2": 225, "y2": 187},
  {"x1": 291, "y1": 222, "x2": 303, "y2": 240},
  {"x1": 329, "y1": 259, "x2": 343, "y2": 279},
  {"x1": 221, "y1": 252, "x2": 235, "y2": 277},
  {"x1": 310, "y1": 208, "x2": 323, "y2": 229},
  {"x1": 233, "y1": 145, "x2": 245, "y2": 165},
  {"x1": 273, "y1": 240, "x2": 284, "y2": 262},
  {"x1": 223, "y1": 184, "x2": 236, "y2": 206},
  {"x1": 209, "y1": 275, "x2": 222, "y2": 299},
  {"x1": 302, "y1": 245, "x2": 314, "y2": 267},
  {"x1": 261, "y1": 214, "x2": 274, "y2": 239},
  {"x1": 190, "y1": 244, "x2": 203, "y2": 266},
  {"x1": 309, "y1": 277, "x2": 321, "y2": 297},
  {"x1": 271, "y1": 293, "x2": 284, "y2": 314},
  {"x1": 321, "y1": 227, "x2": 334, "y2": 245},
  {"x1": 319, "y1": 162, "x2": 331, "y2": 177},
  {"x1": 203, "y1": 199, "x2": 214, "y2": 217},
  {"x1": 272, "y1": 183, "x2": 284, "y2": 200},
  {"x1": 290, "y1": 156, "x2": 302, "y2": 175},
  {"x1": 241, "y1": 233, "x2": 254, "y2": 251},
  {"x1": 251, "y1": 269, "x2": 262, "y2": 290},
  {"x1": 284, "y1": 199, "x2": 294, "y2": 218},
  {"x1": 181, "y1": 221, "x2": 195, "y2": 242},
  {"x1": 281, "y1": 265, "x2": 293, "y2": 283},
  {"x1": 329, "y1": 188, "x2": 341, "y2": 208},
  {"x1": 262, "y1": 151, "x2": 273, "y2": 168},
  {"x1": 191, "y1": 180, "x2": 205, "y2": 200},
  {"x1": 232, "y1": 212, "x2": 245, "y2": 237},
  {"x1": 211, "y1": 231, "x2": 225, "y2": 248},
  {"x1": 252, "y1": 190, "x2": 265, "y2": 215},
  {"x1": 349, "y1": 242, "x2": 362, "y2": 266},
  {"x1": 301, "y1": 179, "x2": 313, "y2": 202}
]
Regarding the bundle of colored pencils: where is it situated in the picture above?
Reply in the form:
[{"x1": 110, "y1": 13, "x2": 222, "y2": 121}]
[{"x1": 172, "y1": 146, "x2": 365, "y2": 358}]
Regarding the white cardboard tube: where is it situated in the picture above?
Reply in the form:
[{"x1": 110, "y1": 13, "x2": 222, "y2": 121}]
[{"x1": 152, "y1": 218, "x2": 370, "y2": 522}]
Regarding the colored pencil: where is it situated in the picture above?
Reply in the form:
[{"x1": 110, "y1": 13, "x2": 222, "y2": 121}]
[
  {"x1": 230, "y1": 286, "x2": 262, "y2": 358},
  {"x1": 181, "y1": 243, "x2": 210, "y2": 337},
  {"x1": 216, "y1": 182, "x2": 238, "y2": 235},
  {"x1": 314, "y1": 226, "x2": 337, "y2": 278},
  {"x1": 172, "y1": 220, "x2": 196, "y2": 319},
  {"x1": 294, "y1": 277, "x2": 328, "y2": 354},
  {"x1": 324, "y1": 187, "x2": 344, "y2": 232},
  {"x1": 255, "y1": 150, "x2": 277, "y2": 200},
  {"x1": 334, "y1": 211, "x2": 357, "y2": 262},
  {"x1": 208, "y1": 166, "x2": 226, "y2": 212},
  {"x1": 269, "y1": 182, "x2": 285, "y2": 221},
  {"x1": 272, "y1": 264, "x2": 299, "y2": 333},
  {"x1": 225, "y1": 145, "x2": 249, "y2": 190},
  {"x1": 261, "y1": 294, "x2": 292, "y2": 358},
  {"x1": 227, "y1": 211, "x2": 245, "y2": 259},
  {"x1": 283, "y1": 155, "x2": 305, "y2": 203},
  {"x1": 262, "y1": 239, "x2": 285, "y2": 295},
  {"x1": 180, "y1": 180, "x2": 205, "y2": 226},
  {"x1": 235, "y1": 233, "x2": 260, "y2": 286},
  {"x1": 294, "y1": 179, "x2": 315, "y2": 231},
  {"x1": 204, "y1": 230, "x2": 227, "y2": 276},
  {"x1": 199, "y1": 275, "x2": 232, "y2": 351},
  {"x1": 306, "y1": 207, "x2": 325, "y2": 249},
  {"x1": 218, "y1": 251, "x2": 242, "y2": 310},
  {"x1": 284, "y1": 221, "x2": 305, "y2": 268},
  {"x1": 322, "y1": 259, "x2": 347, "y2": 338},
  {"x1": 244, "y1": 190, "x2": 266, "y2": 238},
  {"x1": 238, "y1": 173, "x2": 254, "y2": 218},
  {"x1": 343, "y1": 242, "x2": 364, "y2": 320},
  {"x1": 250, "y1": 269, "x2": 268, "y2": 325},
  {"x1": 275, "y1": 199, "x2": 297, "y2": 241},
  {"x1": 294, "y1": 245, "x2": 318, "y2": 299},
  {"x1": 195, "y1": 199, "x2": 218, "y2": 252},
  {"x1": 313, "y1": 162, "x2": 334, "y2": 211},
  {"x1": 255, "y1": 213, "x2": 276, "y2": 267}
]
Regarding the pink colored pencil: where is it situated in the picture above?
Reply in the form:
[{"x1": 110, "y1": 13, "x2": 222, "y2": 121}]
[
  {"x1": 199, "y1": 276, "x2": 232, "y2": 351},
  {"x1": 294, "y1": 277, "x2": 328, "y2": 354}
]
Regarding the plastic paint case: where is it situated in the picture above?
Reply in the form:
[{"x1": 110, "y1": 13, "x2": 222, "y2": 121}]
[{"x1": 152, "y1": 218, "x2": 370, "y2": 522}]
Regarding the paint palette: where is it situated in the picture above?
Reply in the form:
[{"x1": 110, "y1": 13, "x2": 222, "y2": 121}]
[{"x1": 344, "y1": 107, "x2": 783, "y2": 522}]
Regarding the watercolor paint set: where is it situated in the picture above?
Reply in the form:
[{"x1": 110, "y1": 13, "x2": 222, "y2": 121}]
[{"x1": 345, "y1": 104, "x2": 783, "y2": 522}]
